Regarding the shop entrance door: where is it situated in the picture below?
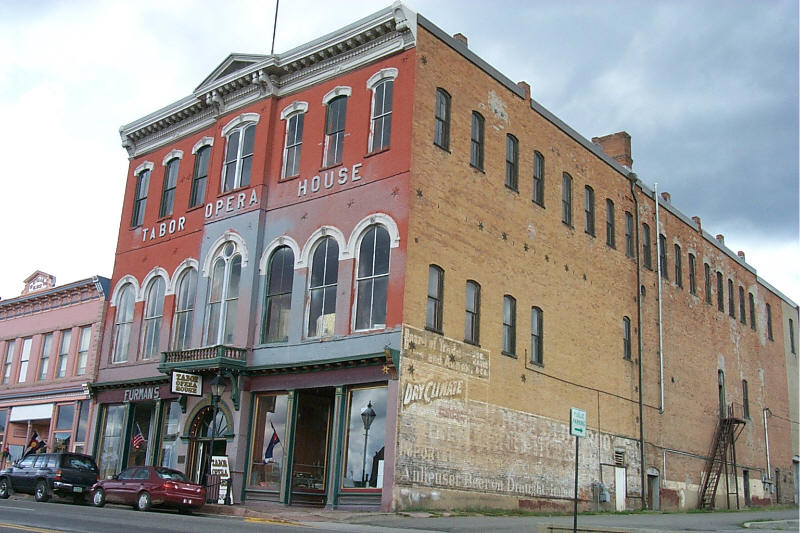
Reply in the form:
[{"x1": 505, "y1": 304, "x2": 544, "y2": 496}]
[
  {"x1": 187, "y1": 406, "x2": 228, "y2": 485},
  {"x1": 290, "y1": 388, "x2": 333, "y2": 505}
]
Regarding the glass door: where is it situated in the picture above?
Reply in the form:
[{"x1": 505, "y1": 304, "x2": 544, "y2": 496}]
[{"x1": 290, "y1": 389, "x2": 333, "y2": 504}]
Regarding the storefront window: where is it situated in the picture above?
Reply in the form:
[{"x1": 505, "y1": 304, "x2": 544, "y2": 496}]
[
  {"x1": 160, "y1": 400, "x2": 182, "y2": 469},
  {"x1": 98, "y1": 404, "x2": 125, "y2": 479},
  {"x1": 74, "y1": 400, "x2": 89, "y2": 454},
  {"x1": 342, "y1": 386, "x2": 386, "y2": 489},
  {"x1": 248, "y1": 394, "x2": 287, "y2": 491},
  {"x1": 52, "y1": 403, "x2": 75, "y2": 453},
  {"x1": 127, "y1": 402, "x2": 155, "y2": 467}
]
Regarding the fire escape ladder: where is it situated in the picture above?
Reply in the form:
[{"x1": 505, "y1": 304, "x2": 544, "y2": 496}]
[{"x1": 698, "y1": 404, "x2": 746, "y2": 510}]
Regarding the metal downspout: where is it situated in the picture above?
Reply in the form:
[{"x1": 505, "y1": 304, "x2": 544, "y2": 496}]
[
  {"x1": 631, "y1": 175, "x2": 647, "y2": 510},
  {"x1": 654, "y1": 183, "x2": 665, "y2": 414},
  {"x1": 764, "y1": 408, "x2": 772, "y2": 493}
]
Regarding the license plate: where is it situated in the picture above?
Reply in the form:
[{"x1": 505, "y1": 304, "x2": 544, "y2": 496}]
[{"x1": 73, "y1": 487, "x2": 83, "y2": 493}]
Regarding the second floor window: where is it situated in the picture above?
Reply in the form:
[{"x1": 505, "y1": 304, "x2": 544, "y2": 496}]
[
  {"x1": 502, "y1": 295, "x2": 516, "y2": 356},
  {"x1": 717, "y1": 272, "x2": 724, "y2": 311},
  {"x1": 584, "y1": 186, "x2": 595, "y2": 235},
  {"x1": 658, "y1": 234, "x2": 668, "y2": 278},
  {"x1": 190, "y1": 146, "x2": 210, "y2": 208},
  {"x1": 18, "y1": 338, "x2": 31, "y2": 383},
  {"x1": 606, "y1": 199, "x2": 615, "y2": 248},
  {"x1": 434, "y1": 88, "x2": 451, "y2": 150},
  {"x1": 532, "y1": 151, "x2": 545, "y2": 206},
  {"x1": 38, "y1": 333, "x2": 52, "y2": 381},
  {"x1": 505, "y1": 134, "x2": 519, "y2": 190},
  {"x1": 766, "y1": 303, "x2": 773, "y2": 340},
  {"x1": 173, "y1": 268, "x2": 197, "y2": 350},
  {"x1": 674, "y1": 244, "x2": 682, "y2": 287},
  {"x1": 728, "y1": 279, "x2": 735, "y2": 317},
  {"x1": 704, "y1": 264, "x2": 712, "y2": 304},
  {"x1": 739, "y1": 286, "x2": 747, "y2": 325},
  {"x1": 308, "y1": 237, "x2": 338, "y2": 337},
  {"x1": 642, "y1": 223, "x2": 652, "y2": 269},
  {"x1": 2, "y1": 340, "x2": 14, "y2": 384},
  {"x1": 131, "y1": 169, "x2": 150, "y2": 227},
  {"x1": 742, "y1": 379, "x2": 750, "y2": 418},
  {"x1": 282, "y1": 112, "x2": 304, "y2": 178},
  {"x1": 75, "y1": 326, "x2": 91, "y2": 376},
  {"x1": 141, "y1": 277, "x2": 166, "y2": 360},
  {"x1": 223, "y1": 124, "x2": 255, "y2": 192},
  {"x1": 426, "y1": 265, "x2": 444, "y2": 333},
  {"x1": 263, "y1": 246, "x2": 294, "y2": 343},
  {"x1": 470, "y1": 112, "x2": 484, "y2": 170},
  {"x1": 562, "y1": 173, "x2": 573, "y2": 226},
  {"x1": 688, "y1": 253, "x2": 697, "y2": 295},
  {"x1": 464, "y1": 281, "x2": 480, "y2": 345},
  {"x1": 56, "y1": 329, "x2": 71, "y2": 378},
  {"x1": 369, "y1": 80, "x2": 393, "y2": 153},
  {"x1": 749, "y1": 292, "x2": 756, "y2": 330},
  {"x1": 205, "y1": 242, "x2": 242, "y2": 345},
  {"x1": 625, "y1": 212, "x2": 634, "y2": 258},
  {"x1": 324, "y1": 96, "x2": 348, "y2": 167},
  {"x1": 159, "y1": 158, "x2": 179, "y2": 218},
  {"x1": 623, "y1": 316, "x2": 632, "y2": 360},
  {"x1": 531, "y1": 306, "x2": 543, "y2": 365},
  {"x1": 355, "y1": 226, "x2": 390, "y2": 330},
  {"x1": 112, "y1": 285, "x2": 135, "y2": 363}
]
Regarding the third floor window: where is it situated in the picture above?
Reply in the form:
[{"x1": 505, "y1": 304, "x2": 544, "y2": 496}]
[{"x1": 222, "y1": 123, "x2": 255, "y2": 192}]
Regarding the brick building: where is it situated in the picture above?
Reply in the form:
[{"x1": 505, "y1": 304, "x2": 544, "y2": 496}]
[
  {"x1": 0, "y1": 272, "x2": 109, "y2": 468},
  {"x1": 90, "y1": 3, "x2": 797, "y2": 511}
]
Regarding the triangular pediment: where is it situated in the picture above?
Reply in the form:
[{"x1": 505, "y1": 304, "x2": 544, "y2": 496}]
[{"x1": 195, "y1": 53, "x2": 269, "y2": 93}]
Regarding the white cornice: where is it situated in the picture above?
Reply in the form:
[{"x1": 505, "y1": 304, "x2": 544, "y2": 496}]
[{"x1": 119, "y1": 2, "x2": 417, "y2": 159}]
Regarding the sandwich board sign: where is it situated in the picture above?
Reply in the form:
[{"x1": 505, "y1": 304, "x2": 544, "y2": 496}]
[{"x1": 570, "y1": 408, "x2": 586, "y2": 438}]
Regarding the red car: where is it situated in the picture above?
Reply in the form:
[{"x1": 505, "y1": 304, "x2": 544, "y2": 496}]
[{"x1": 91, "y1": 466, "x2": 205, "y2": 513}]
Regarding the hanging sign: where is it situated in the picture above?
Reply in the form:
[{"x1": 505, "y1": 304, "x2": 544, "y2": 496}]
[{"x1": 171, "y1": 371, "x2": 202, "y2": 396}]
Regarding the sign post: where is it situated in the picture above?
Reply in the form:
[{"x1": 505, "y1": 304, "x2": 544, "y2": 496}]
[{"x1": 570, "y1": 408, "x2": 586, "y2": 533}]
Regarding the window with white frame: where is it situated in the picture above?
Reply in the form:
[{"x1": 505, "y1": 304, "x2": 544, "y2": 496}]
[
  {"x1": 282, "y1": 112, "x2": 304, "y2": 178},
  {"x1": 263, "y1": 246, "x2": 294, "y2": 343},
  {"x1": 502, "y1": 295, "x2": 516, "y2": 356},
  {"x1": 355, "y1": 225, "x2": 390, "y2": 330},
  {"x1": 464, "y1": 280, "x2": 480, "y2": 345},
  {"x1": 222, "y1": 122, "x2": 256, "y2": 193},
  {"x1": 470, "y1": 112, "x2": 484, "y2": 170},
  {"x1": 2, "y1": 340, "x2": 14, "y2": 384},
  {"x1": 324, "y1": 93, "x2": 348, "y2": 167},
  {"x1": 368, "y1": 73, "x2": 394, "y2": 153},
  {"x1": 18, "y1": 338, "x2": 31, "y2": 383},
  {"x1": 623, "y1": 316, "x2": 632, "y2": 360},
  {"x1": 307, "y1": 237, "x2": 338, "y2": 337},
  {"x1": 112, "y1": 284, "x2": 135, "y2": 363},
  {"x1": 190, "y1": 145, "x2": 211, "y2": 208},
  {"x1": 141, "y1": 277, "x2": 166, "y2": 359},
  {"x1": 172, "y1": 268, "x2": 197, "y2": 351},
  {"x1": 56, "y1": 329, "x2": 71, "y2": 378},
  {"x1": 531, "y1": 306, "x2": 543, "y2": 365},
  {"x1": 75, "y1": 326, "x2": 91, "y2": 376},
  {"x1": 38, "y1": 333, "x2": 52, "y2": 381},
  {"x1": 131, "y1": 167, "x2": 151, "y2": 227},
  {"x1": 205, "y1": 242, "x2": 242, "y2": 345},
  {"x1": 159, "y1": 156, "x2": 180, "y2": 218},
  {"x1": 505, "y1": 134, "x2": 519, "y2": 191}
]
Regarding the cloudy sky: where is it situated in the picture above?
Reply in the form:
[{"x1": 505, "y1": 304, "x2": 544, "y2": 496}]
[{"x1": 0, "y1": 0, "x2": 797, "y2": 304}]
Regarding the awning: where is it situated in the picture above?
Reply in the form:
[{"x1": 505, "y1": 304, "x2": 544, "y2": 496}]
[{"x1": 9, "y1": 403, "x2": 54, "y2": 422}]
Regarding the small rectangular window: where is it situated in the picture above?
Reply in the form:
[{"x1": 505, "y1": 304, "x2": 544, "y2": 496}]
[
  {"x1": 434, "y1": 89, "x2": 451, "y2": 150},
  {"x1": 562, "y1": 173, "x2": 573, "y2": 226},
  {"x1": 606, "y1": 200, "x2": 615, "y2": 248},
  {"x1": 623, "y1": 317, "x2": 632, "y2": 360},
  {"x1": 717, "y1": 272, "x2": 724, "y2": 312},
  {"x1": 625, "y1": 212, "x2": 634, "y2": 258},
  {"x1": 464, "y1": 281, "x2": 480, "y2": 345},
  {"x1": 470, "y1": 112, "x2": 484, "y2": 170},
  {"x1": 658, "y1": 234, "x2": 668, "y2": 279},
  {"x1": 642, "y1": 224, "x2": 652, "y2": 269},
  {"x1": 505, "y1": 135, "x2": 519, "y2": 190},
  {"x1": 766, "y1": 303, "x2": 773, "y2": 340},
  {"x1": 131, "y1": 169, "x2": 150, "y2": 227},
  {"x1": 426, "y1": 266, "x2": 444, "y2": 333},
  {"x1": 749, "y1": 293, "x2": 756, "y2": 330},
  {"x1": 532, "y1": 151, "x2": 545, "y2": 207},
  {"x1": 159, "y1": 158, "x2": 179, "y2": 218},
  {"x1": 688, "y1": 254, "x2": 697, "y2": 295},
  {"x1": 584, "y1": 186, "x2": 595, "y2": 236},
  {"x1": 502, "y1": 295, "x2": 516, "y2": 356},
  {"x1": 531, "y1": 307, "x2": 543, "y2": 365}
]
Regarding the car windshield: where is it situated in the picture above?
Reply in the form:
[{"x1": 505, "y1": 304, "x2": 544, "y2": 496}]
[
  {"x1": 65, "y1": 455, "x2": 98, "y2": 472},
  {"x1": 155, "y1": 468, "x2": 187, "y2": 482}
]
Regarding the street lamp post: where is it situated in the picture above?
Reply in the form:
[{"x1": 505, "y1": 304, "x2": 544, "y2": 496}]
[
  {"x1": 207, "y1": 371, "x2": 226, "y2": 498},
  {"x1": 360, "y1": 401, "x2": 376, "y2": 487}
]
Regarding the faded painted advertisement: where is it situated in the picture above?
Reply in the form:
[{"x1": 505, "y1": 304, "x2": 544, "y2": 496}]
[{"x1": 396, "y1": 326, "x2": 640, "y2": 507}]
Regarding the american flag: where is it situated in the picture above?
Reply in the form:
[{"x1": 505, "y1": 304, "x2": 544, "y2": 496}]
[{"x1": 132, "y1": 424, "x2": 146, "y2": 450}]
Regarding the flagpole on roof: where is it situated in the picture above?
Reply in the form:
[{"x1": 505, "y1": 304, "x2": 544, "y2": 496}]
[{"x1": 270, "y1": 0, "x2": 280, "y2": 55}]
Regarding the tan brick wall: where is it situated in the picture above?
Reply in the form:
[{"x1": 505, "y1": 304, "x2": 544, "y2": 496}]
[{"x1": 392, "y1": 26, "x2": 794, "y2": 511}]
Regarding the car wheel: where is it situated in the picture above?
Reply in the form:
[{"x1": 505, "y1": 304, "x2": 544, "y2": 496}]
[
  {"x1": 0, "y1": 478, "x2": 10, "y2": 499},
  {"x1": 34, "y1": 480, "x2": 50, "y2": 502},
  {"x1": 92, "y1": 488, "x2": 106, "y2": 507},
  {"x1": 136, "y1": 491, "x2": 151, "y2": 512}
]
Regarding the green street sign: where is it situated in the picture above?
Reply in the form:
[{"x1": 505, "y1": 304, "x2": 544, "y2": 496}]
[{"x1": 570, "y1": 407, "x2": 586, "y2": 437}]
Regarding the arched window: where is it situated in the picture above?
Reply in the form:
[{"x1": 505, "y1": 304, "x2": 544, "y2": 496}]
[
  {"x1": 222, "y1": 124, "x2": 256, "y2": 192},
  {"x1": 172, "y1": 268, "x2": 197, "y2": 350},
  {"x1": 131, "y1": 167, "x2": 151, "y2": 227},
  {"x1": 324, "y1": 95, "x2": 348, "y2": 167},
  {"x1": 205, "y1": 242, "x2": 242, "y2": 345},
  {"x1": 355, "y1": 226, "x2": 390, "y2": 330},
  {"x1": 160, "y1": 157, "x2": 180, "y2": 218},
  {"x1": 532, "y1": 151, "x2": 545, "y2": 206},
  {"x1": 562, "y1": 173, "x2": 573, "y2": 226},
  {"x1": 434, "y1": 88, "x2": 451, "y2": 150},
  {"x1": 282, "y1": 112, "x2": 304, "y2": 178},
  {"x1": 112, "y1": 284, "x2": 135, "y2": 363},
  {"x1": 141, "y1": 277, "x2": 166, "y2": 359},
  {"x1": 307, "y1": 237, "x2": 338, "y2": 337},
  {"x1": 369, "y1": 78, "x2": 393, "y2": 153},
  {"x1": 505, "y1": 134, "x2": 518, "y2": 190},
  {"x1": 190, "y1": 145, "x2": 211, "y2": 208},
  {"x1": 263, "y1": 246, "x2": 294, "y2": 343},
  {"x1": 470, "y1": 111, "x2": 484, "y2": 170}
]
